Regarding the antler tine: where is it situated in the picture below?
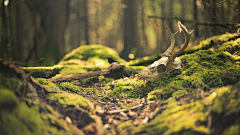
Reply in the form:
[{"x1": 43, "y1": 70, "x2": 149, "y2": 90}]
[
  {"x1": 161, "y1": 22, "x2": 178, "y2": 57},
  {"x1": 170, "y1": 21, "x2": 194, "y2": 60}
]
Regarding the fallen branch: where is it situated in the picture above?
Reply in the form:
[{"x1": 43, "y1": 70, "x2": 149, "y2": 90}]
[{"x1": 48, "y1": 63, "x2": 128, "y2": 83}]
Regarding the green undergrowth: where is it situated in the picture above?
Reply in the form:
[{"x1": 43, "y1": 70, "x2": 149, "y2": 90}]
[{"x1": 129, "y1": 81, "x2": 240, "y2": 135}]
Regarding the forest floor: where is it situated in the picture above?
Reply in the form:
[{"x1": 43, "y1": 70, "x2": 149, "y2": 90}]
[{"x1": 1, "y1": 32, "x2": 240, "y2": 135}]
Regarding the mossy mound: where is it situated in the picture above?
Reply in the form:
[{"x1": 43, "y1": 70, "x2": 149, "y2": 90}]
[
  {"x1": 0, "y1": 95, "x2": 68, "y2": 135},
  {"x1": 130, "y1": 81, "x2": 240, "y2": 135},
  {"x1": 0, "y1": 77, "x2": 80, "y2": 134},
  {"x1": 183, "y1": 33, "x2": 240, "y2": 55},
  {"x1": 60, "y1": 44, "x2": 125, "y2": 66},
  {"x1": 218, "y1": 37, "x2": 240, "y2": 55},
  {"x1": 181, "y1": 50, "x2": 240, "y2": 88}
]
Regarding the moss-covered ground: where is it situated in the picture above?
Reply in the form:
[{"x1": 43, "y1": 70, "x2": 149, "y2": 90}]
[{"x1": 2, "y1": 34, "x2": 240, "y2": 135}]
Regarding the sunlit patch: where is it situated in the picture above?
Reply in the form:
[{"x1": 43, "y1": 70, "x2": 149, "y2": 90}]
[
  {"x1": 129, "y1": 54, "x2": 135, "y2": 59},
  {"x1": 4, "y1": 0, "x2": 9, "y2": 6},
  {"x1": 95, "y1": 61, "x2": 105, "y2": 66}
]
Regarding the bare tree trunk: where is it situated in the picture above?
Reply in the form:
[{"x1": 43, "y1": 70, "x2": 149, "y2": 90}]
[{"x1": 120, "y1": 0, "x2": 139, "y2": 61}]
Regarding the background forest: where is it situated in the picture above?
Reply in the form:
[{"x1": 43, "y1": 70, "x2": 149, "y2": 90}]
[{"x1": 1, "y1": 0, "x2": 240, "y2": 65}]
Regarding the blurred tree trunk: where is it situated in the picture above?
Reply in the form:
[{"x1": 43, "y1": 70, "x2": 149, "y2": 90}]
[
  {"x1": 140, "y1": 0, "x2": 148, "y2": 57},
  {"x1": 49, "y1": 0, "x2": 69, "y2": 62},
  {"x1": 120, "y1": 0, "x2": 139, "y2": 61},
  {"x1": 151, "y1": 0, "x2": 160, "y2": 54},
  {"x1": 180, "y1": 0, "x2": 186, "y2": 42},
  {"x1": 8, "y1": 0, "x2": 35, "y2": 63},
  {"x1": 83, "y1": 0, "x2": 89, "y2": 45},
  {"x1": 95, "y1": 0, "x2": 99, "y2": 44},
  {"x1": 234, "y1": 0, "x2": 240, "y2": 23},
  {"x1": 193, "y1": 0, "x2": 198, "y2": 38},
  {"x1": 160, "y1": 0, "x2": 166, "y2": 52},
  {"x1": 1, "y1": 0, "x2": 6, "y2": 59},
  {"x1": 1, "y1": 0, "x2": 70, "y2": 65},
  {"x1": 168, "y1": 0, "x2": 173, "y2": 31}
]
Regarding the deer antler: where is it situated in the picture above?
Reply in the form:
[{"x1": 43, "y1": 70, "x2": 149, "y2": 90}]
[
  {"x1": 170, "y1": 21, "x2": 194, "y2": 60},
  {"x1": 161, "y1": 22, "x2": 178, "y2": 57},
  {"x1": 137, "y1": 21, "x2": 193, "y2": 81}
]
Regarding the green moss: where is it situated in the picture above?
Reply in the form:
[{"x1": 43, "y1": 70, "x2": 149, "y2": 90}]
[
  {"x1": 98, "y1": 75, "x2": 106, "y2": 83},
  {"x1": 57, "y1": 66, "x2": 87, "y2": 76},
  {"x1": 60, "y1": 44, "x2": 125, "y2": 65},
  {"x1": 124, "y1": 66, "x2": 146, "y2": 75},
  {"x1": 57, "y1": 59, "x2": 89, "y2": 66},
  {"x1": 0, "y1": 100, "x2": 66, "y2": 135},
  {"x1": 223, "y1": 125, "x2": 239, "y2": 135},
  {"x1": 0, "y1": 89, "x2": 18, "y2": 110},
  {"x1": 147, "y1": 87, "x2": 177, "y2": 101},
  {"x1": 0, "y1": 77, "x2": 22, "y2": 96},
  {"x1": 111, "y1": 78, "x2": 147, "y2": 98},
  {"x1": 35, "y1": 78, "x2": 60, "y2": 92},
  {"x1": 211, "y1": 98, "x2": 223, "y2": 114},
  {"x1": 48, "y1": 93, "x2": 94, "y2": 111},
  {"x1": 180, "y1": 50, "x2": 240, "y2": 88},
  {"x1": 172, "y1": 90, "x2": 188, "y2": 97},
  {"x1": 183, "y1": 33, "x2": 239, "y2": 55},
  {"x1": 58, "y1": 82, "x2": 82, "y2": 94},
  {"x1": 22, "y1": 65, "x2": 63, "y2": 78},
  {"x1": 43, "y1": 114, "x2": 71, "y2": 132},
  {"x1": 82, "y1": 88, "x2": 94, "y2": 95},
  {"x1": 130, "y1": 80, "x2": 240, "y2": 135},
  {"x1": 132, "y1": 101, "x2": 209, "y2": 135},
  {"x1": 117, "y1": 121, "x2": 133, "y2": 131},
  {"x1": 218, "y1": 38, "x2": 240, "y2": 55}
]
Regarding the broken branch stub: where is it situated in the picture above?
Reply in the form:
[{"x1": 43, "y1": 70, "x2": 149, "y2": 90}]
[{"x1": 137, "y1": 21, "x2": 193, "y2": 81}]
